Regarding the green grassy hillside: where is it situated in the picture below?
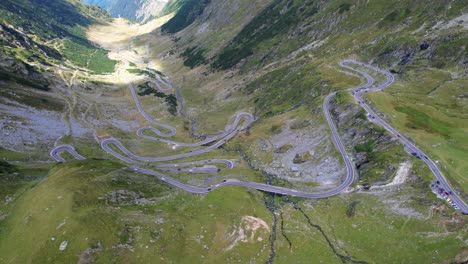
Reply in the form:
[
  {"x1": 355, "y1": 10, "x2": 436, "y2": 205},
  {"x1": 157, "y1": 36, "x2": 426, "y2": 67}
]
[
  {"x1": 160, "y1": 0, "x2": 467, "y2": 194},
  {"x1": 0, "y1": 0, "x2": 466, "y2": 263},
  {"x1": 0, "y1": 160, "x2": 274, "y2": 263},
  {"x1": 161, "y1": 0, "x2": 211, "y2": 33},
  {"x1": 210, "y1": 0, "x2": 467, "y2": 70},
  {"x1": 0, "y1": 0, "x2": 116, "y2": 74}
]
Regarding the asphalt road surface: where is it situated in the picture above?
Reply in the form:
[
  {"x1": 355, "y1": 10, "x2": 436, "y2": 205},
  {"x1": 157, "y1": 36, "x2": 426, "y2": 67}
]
[
  {"x1": 49, "y1": 145, "x2": 85, "y2": 162},
  {"x1": 340, "y1": 60, "x2": 468, "y2": 214},
  {"x1": 48, "y1": 38, "x2": 467, "y2": 213}
]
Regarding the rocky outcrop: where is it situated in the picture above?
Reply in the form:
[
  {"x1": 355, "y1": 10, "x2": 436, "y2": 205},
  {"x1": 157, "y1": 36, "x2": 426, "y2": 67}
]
[
  {"x1": 82, "y1": 0, "x2": 169, "y2": 22},
  {"x1": 0, "y1": 55, "x2": 50, "y2": 90},
  {"x1": 330, "y1": 100, "x2": 406, "y2": 185}
]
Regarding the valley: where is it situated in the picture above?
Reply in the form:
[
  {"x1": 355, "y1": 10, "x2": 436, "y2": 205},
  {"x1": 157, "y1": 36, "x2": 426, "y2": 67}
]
[{"x1": 0, "y1": 0, "x2": 467, "y2": 263}]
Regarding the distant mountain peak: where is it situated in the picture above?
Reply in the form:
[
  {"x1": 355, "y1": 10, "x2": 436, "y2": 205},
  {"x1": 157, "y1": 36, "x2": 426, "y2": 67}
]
[{"x1": 81, "y1": 0, "x2": 170, "y2": 22}]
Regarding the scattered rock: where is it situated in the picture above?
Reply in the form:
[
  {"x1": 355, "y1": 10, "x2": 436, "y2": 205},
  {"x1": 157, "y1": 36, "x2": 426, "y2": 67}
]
[
  {"x1": 59, "y1": 241, "x2": 68, "y2": 251},
  {"x1": 290, "y1": 166, "x2": 300, "y2": 172},
  {"x1": 419, "y1": 41, "x2": 430, "y2": 50},
  {"x1": 106, "y1": 190, "x2": 143, "y2": 205},
  {"x1": 225, "y1": 216, "x2": 270, "y2": 251},
  {"x1": 78, "y1": 241, "x2": 103, "y2": 264},
  {"x1": 290, "y1": 120, "x2": 311, "y2": 129},
  {"x1": 293, "y1": 151, "x2": 312, "y2": 164},
  {"x1": 453, "y1": 248, "x2": 468, "y2": 264}
]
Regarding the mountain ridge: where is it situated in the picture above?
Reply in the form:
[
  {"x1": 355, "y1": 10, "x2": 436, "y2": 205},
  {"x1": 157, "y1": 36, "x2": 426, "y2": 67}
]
[{"x1": 81, "y1": 0, "x2": 170, "y2": 22}]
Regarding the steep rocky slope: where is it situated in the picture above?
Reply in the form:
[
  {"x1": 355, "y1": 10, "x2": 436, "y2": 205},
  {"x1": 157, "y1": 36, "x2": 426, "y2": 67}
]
[{"x1": 82, "y1": 0, "x2": 170, "y2": 22}]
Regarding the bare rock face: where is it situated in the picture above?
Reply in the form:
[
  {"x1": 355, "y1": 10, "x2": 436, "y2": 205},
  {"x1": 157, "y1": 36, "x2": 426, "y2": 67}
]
[
  {"x1": 106, "y1": 189, "x2": 143, "y2": 204},
  {"x1": 258, "y1": 118, "x2": 345, "y2": 191},
  {"x1": 0, "y1": 55, "x2": 50, "y2": 90},
  {"x1": 78, "y1": 241, "x2": 103, "y2": 264},
  {"x1": 105, "y1": 189, "x2": 156, "y2": 205},
  {"x1": 0, "y1": 24, "x2": 62, "y2": 60},
  {"x1": 330, "y1": 98, "x2": 405, "y2": 185},
  {"x1": 81, "y1": 0, "x2": 169, "y2": 23}
]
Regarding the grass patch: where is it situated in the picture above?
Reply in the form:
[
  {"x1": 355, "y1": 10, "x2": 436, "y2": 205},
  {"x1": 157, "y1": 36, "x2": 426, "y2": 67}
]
[
  {"x1": 137, "y1": 82, "x2": 178, "y2": 115},
  {"x1": 61, "y1": 39, "x2": 116, "y2": 74},
  {"x1": 161, "y1": 0, "x2": 211, "y2": 33},
  {"x1": 245, "y1": 61, "x2": 323, "y2": 117},
  {"x1": 354, "y1": 141, "x2": 374, "y2": 153},
  {"x1": 0, "y1": 160, "x2": 274, "y2": 263},
  {"x1": 181, "y1": 46, "x2": 207, "y2": 68},
  {"x1": 212, "y1": 0, "x2": 319, "y2": 70},
  {"x1": 395, "y1": 106, "x2": 453, "y2": 138},
  {"x1": 127, "y1": 68, "x2": 163, "y2": 78},
  {"x1": 274, "y1": 144, "x2": 294, "y2": 154},
  {"x1": 338, "y1": 3, "x2": 352, "y2": 13},
  {"x1": 293, "y1": 152, "x2": 312, "y2": 164}
]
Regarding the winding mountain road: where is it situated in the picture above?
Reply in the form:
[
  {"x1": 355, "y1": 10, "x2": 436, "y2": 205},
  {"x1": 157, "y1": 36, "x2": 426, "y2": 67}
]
[
  {"x1": 48, "y1": 32, "x2": 467, "y2": 213},
  {"x1": 340, "y1": 60, "x2": 468, "y2": 214},
  {"x1": 49, "y1": 145, "x2": 85, "y2": 162}
]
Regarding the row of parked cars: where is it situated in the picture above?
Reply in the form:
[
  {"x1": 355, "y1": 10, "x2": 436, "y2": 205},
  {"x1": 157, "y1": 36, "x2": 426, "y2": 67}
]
[{"x1": 431, "y1": 181, "x2": 460, "y2": 211}]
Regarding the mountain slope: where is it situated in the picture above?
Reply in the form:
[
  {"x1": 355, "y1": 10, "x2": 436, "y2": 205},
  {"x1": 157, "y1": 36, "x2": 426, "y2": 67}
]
[
  {"x1": 0, "y1": 0, "x2": 117, "y2": 204},
  {"x1": 0, "y1": 0, "x2": 467, "y2": 263},
  {"x1": 0, "y1": 0, "x2": 116, "y2": 74},
  {"x1": 81, "y1": 0, "x2": 170, "y2": 22},
  {"x1": 157, "y1": 0, "x2": 467, "y2": 193}
]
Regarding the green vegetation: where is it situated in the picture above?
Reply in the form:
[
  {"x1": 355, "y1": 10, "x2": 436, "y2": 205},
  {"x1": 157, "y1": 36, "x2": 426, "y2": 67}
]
[
  {"x1": 244, "y1": 61, "x2": 323, "y2": 117},
  {"x1": 181, "y1": 46, "x2": 207, "y2": 68},
  {"x1": 365, "y1": 67, "x2": 468, "y2": 192},
  {"x1": 290, "y1": 120, "x2": 312, "y2": 130},
  {"x1": 161, "y1": 0, "x2": 211, "y2": 33},
  {"x1": 274, "y1": 144, "x2": 293, "y2": 154},
  {"x1": 0, "y1": 152, "x2": 50, "y2": 213},
  {"x1": 212, "y1": 0, "x2": 319, "y2": 70},
  {"x1": 0, "y1": 0, "x2": 115, "y2": 73},
  {"x1": 395, "y1": 106, "x2": 453, "y2": 138},
  {"x1": 293, "y1": 152, "x2": 312, "y2": 164},
  {"x1": 270, "y1": 124, "x2": 283, "y2": 134},
  {"x1": 0, "y1": 0, "x2": 109, "y2": 40},
  {"x1": 126, "y1": 68, "x2": 163, "y2": 79},
  {"x1": 0, "y1": 161, "x2": 273, "y2": 263},
  {"x1": 338, "y1": 3, "x2": 351, "y2": 13},
  {"x1": 345, "y1": 200, "x2": 360, "y2": 217},
  {"x1": 0, "y1": 160, "x2": 17, "y2": 174},
  {"x1": 377, "y1": 8, "x2": 411, "y2": 28},
  {"x1": 162, "y1": 0, "x2": 189, "y2": 15},
  {"x1": 274, "y1": 194, "x2": 464, "y2": 263},
  {"x1": 354, "y1": 141, "x2": 374, "y2": 153},
  {"x1": 1, "y1": 0, "x2": 467, "y2": 262},
  {"x1": 137, "y1": 82, "x2": 178, "y2": 115},
  {"x1": 61, "y1": 39, "x2": 116, "y2": 74},
  {"x1": 0, "y1": 67, "x2": 49, "y2": 91}
]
